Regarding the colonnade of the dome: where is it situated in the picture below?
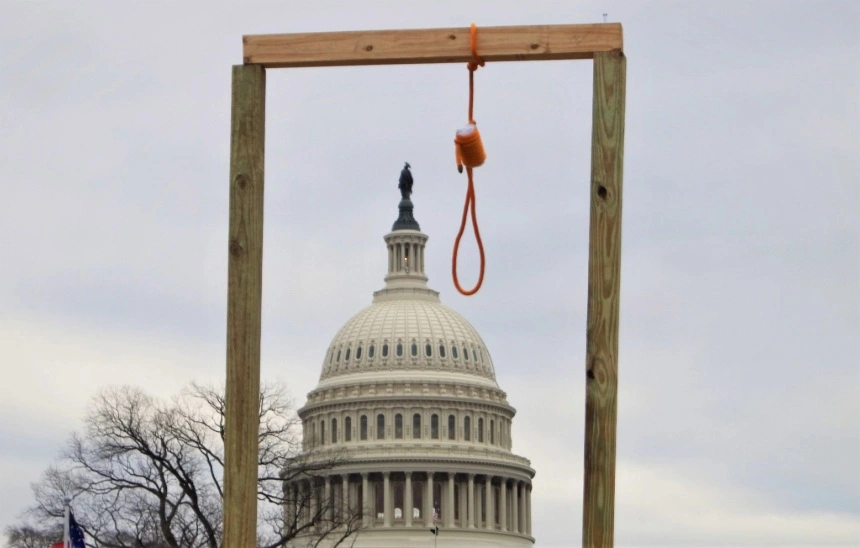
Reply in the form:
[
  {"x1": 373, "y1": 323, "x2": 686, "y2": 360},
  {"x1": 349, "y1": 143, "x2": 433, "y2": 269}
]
[
  {"x1": 286, "y1": 470, "x2": 532, "y2": 538},
  {"x1": 386, "y1": 235, "x2": 426, "y2": 277}
]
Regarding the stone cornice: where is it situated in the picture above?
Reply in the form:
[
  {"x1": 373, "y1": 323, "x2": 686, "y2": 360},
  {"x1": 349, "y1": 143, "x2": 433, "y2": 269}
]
[
  {"x1": 299, "y1": 395, "x2": 515, "y2": 418},
  {"x1": 301, "y1": 379, "x2": 511, "y2": 414},
  {"x1": 292, "y1": 453, "x2": 535, "y2": 482},
  {"x1": 298, "y1": 444, "x2": 534, "y2": 477}
]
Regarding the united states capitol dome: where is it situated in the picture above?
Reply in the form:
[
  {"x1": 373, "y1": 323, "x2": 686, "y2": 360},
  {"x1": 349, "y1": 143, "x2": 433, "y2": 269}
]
[
  {"x1": 289, "y1": 165, "x2": 535, "y2": 548},
  {"x1": 319, "y1": 289, "x2": 498, "y2": 387}
]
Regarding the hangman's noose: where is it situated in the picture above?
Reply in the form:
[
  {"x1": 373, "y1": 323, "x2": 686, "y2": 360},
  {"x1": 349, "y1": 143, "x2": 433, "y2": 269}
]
[{"x1": 452, "y1": 23, "x2": 487, "y2": 296}]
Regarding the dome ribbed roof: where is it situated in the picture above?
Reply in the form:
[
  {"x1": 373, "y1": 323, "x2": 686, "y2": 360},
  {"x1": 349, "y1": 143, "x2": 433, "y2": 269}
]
[{"x1": 320, "y1": 297, "x2": 497, "y2": 384}]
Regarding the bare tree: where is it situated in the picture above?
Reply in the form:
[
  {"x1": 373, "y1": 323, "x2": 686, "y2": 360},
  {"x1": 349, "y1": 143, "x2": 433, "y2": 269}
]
[
  {"x1": 4, "y1": 523, "x2": 63, "y2": 548},
  {"x1": 9, "y1": 383, "x2": 361, "y2": 548}
]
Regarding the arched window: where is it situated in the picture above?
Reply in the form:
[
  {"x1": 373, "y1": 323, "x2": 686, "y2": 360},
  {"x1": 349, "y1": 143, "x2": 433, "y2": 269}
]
[
  {"x1": 431, "y1": 414, "x2": 439, "y2": 439},
  {"x1": 463, "y1": 347, "x2": 469, "y2": 361},
  {"x1": 320, "y1": 420, "x2": 326, "y2": 445},
  {"x1": 344, "y1": 348, "x2": 350, "y2": 361},
  {"x1": 473, "y1": 349, "x2": 478, "y2": 362},
  {"x1": 451, "y1": 345, "x2": 458, "y2": 359},
  {"x1": 345, "y1": 417, "x2": 352, "y2": 442},
  {"x1": 329, "y1": 350, "x2": 334, "y2": 364},
  {"x1": 309, "y1": 422, "x2": 315, "y2": 445},
  {"x1": 439, "y1": 344, "x2": 446, "y2": 358},
  {"x1": 382, "y1": 343, "x2": 389, "y2": 357},
  {"x1": 478, "y1": 418, "x2": 484, "y2": 443},
  {"x1": 413, "y1": 413, "x2": 422, "y2": 439},
  {"x1": 464, "y1": 416, "x2": 471, "y2": 441},
  {"x1": 425, "y1": 343, "x2": 432, "y2": 357},
  {"x1": 356, "y1": 345, "x2": 362, "y2": 360},
  {"x1": 360, "y1": 415, "x2": 368, "y2": 440},
  {"x1": 448, "y1": 415, "x2": 456, "y2": 440},
  {"x1": 336, "y1": 350, "x2": 341, "y2": 362},
  {"x1": 376, "y1": 414, "x2": 385, "y2": 439},
  {"x1": 490, "y1": 419, "x2": 494, "y2": 444},
  {"x1": 332, "y1": 418, "x2": 338, "y2": 443},
  {"x1": 395, "y1": 414, "x2": 403, "y2": 439},
  {"x1": 396, "y1": 342, "x2": 403, "y2": 357},
  {"x1": 411, "y1": 343, "x2": 418, "y2": 357}
]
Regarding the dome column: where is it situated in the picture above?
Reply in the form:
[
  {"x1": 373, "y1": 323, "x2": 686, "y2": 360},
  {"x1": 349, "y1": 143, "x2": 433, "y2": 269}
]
[
  {"x1": 424, "y1": 472, "x2": 434, "y2": 526},
  {"x1": 324, "y1": 476, "x2": 332, "y2": 521},
  {"x1": 467, "y1": 474, "x2": 476, "y2": 528},
  {"x1": 484, "y1": 475, "x2": 493, "y2": 530},
  {"x1": 310, "y1": 479, "x2": 318, "y2": 525},
  {"x1": 511, "y1": 480, "x2": 519, "y2": 533},
  {"x1": 404, "y1": 472, "x2": 413, "y2": 527},
  {"x1": 341, "y1": 475, "x2": 349, "y2": 522},
  {"x1": 499, "y1": 478, "x2": 508, "y2": 532},
  {"x1": 382, "y1": 472, "x2": 392, "y2": 527},
  {"x1": 285, "y1": 483, "x2": 295, "y2": 531},
  {"x1": 519, "y1": 482, "x2": 527, "y2": 535},
  {"x1": 526, "y1": 483, "x2": 532, "y2": 536},
  {"x1": 458, "y1": 476, "x2": 468, "y2": 527},
  {"x1": 446, "y1": 472, "x2": 455, "y2": 527},
  {"x1": 361, "y1": 473, "x2": 370, "y2": 527},
  {"x1": 302, "y1": 481, "x2": 309, "y2": 527}
]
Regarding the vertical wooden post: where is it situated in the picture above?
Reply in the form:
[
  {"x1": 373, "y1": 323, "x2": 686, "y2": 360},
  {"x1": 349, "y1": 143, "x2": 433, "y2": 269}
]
[
  {"x1": 582, "y1": 50, "x2": 626, "y2": 548},
  {"x1": 224, "y1": 64, "x2": 266, "y2": 548}
]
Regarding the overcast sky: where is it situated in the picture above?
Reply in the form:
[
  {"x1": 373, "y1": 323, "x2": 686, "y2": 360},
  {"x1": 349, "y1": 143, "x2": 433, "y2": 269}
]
[{"x1": 1, "y1": 1, "x2": 858, "y2": 546}]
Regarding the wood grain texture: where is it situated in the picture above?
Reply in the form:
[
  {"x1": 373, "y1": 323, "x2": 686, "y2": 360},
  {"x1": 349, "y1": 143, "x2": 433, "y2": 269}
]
[
  {"x1": 582, "y1": 50, "x2": 626, "y2": 548},
  {"x1": 243, "y1": 23, "x2": 622, "y2": 68},
  {"x1": 223, "y1": 64, "x2": 265, "y2": 548}
]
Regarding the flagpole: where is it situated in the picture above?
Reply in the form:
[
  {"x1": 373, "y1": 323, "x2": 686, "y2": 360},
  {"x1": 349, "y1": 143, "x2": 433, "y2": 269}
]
[{"x1": 63, "y1": 497, "x2": 71, "y2": 548}]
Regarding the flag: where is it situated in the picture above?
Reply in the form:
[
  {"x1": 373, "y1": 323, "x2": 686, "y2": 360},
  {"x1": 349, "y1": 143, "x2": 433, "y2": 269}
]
[
  {"x1": 53, "y1": 506, "x2": 86, "y2": 548},
  {"x1": 69, "y1": 510, "x2": 85, "y2": 548}
]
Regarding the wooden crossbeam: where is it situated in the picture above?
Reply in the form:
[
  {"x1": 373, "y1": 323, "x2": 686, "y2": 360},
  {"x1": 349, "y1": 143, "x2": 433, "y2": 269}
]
[{"x1": 243, "y1": 23, "x2": 622, "y2": 68}]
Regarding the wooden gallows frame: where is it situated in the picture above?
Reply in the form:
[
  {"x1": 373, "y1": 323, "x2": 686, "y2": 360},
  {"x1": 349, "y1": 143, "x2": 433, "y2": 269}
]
[{"x1": 224, "y1": 22, "x2": 626, "y2": 548}]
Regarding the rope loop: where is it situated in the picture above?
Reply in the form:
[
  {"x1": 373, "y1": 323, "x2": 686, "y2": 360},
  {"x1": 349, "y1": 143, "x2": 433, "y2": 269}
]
[
  {"x1": 452, "y1": 167, "x2": 485, "y2": 296},
  {"x1": 451, "y1": 23, "x2": 487, "y2": 296}
]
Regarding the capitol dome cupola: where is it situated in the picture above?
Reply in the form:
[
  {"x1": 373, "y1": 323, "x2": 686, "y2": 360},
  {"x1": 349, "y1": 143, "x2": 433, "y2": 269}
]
[{"x1": 379, "y1": 163, "x2": 430, "y2": 293}]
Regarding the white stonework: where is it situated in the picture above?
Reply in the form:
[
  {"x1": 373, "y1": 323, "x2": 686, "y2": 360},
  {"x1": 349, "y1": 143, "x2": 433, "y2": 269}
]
[{"x1": 287, "y1": 205, "x2": 535, "y2": 547}]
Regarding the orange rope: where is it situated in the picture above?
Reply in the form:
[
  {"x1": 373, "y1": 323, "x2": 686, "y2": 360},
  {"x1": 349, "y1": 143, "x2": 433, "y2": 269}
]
[{"x1": 452, "y1": 23, "x2": 486, "y2": 296}]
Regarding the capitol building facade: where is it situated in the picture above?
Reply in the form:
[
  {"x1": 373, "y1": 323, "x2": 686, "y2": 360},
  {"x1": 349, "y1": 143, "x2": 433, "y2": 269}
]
[{"x1": 285, "y1": 172, "x2": 535, "y2": 547}]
